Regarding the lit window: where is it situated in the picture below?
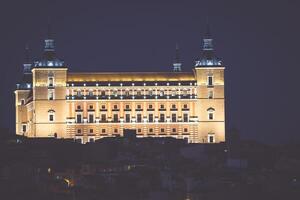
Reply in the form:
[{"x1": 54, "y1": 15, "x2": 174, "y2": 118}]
[
  {"x1": 113, "y1": 90, "x2": 118, "y2": 96},
  {"x1": 149, "y1": 90, "x2": 153, "y2": 96},
  {"x1": 160, "y1": 90, "x2": 164, "y2": 96}
]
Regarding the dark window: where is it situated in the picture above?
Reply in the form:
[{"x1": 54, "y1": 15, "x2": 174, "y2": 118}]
[
  {"x1": 77, "y1": 105, "x2": 81, "y2": 110},
  {"x1": 113, "y1": 105, "x2": 118, "y2": 109},
  {"x1": 172, "y1": 113, "x2": 176, "y2": 122},
  {"x1": 101, "y1": 104, "x2": 106, "y2": 109},
  {"x1": 101, "y1": 91, "x2": 105, "y2": 96},
  {"x1": 101, "y1": 114, "x2": 106, "y2": 122},
  {"x1": 183, "y1": 113, "x2": 188, "y2": 122},
  {"x1": 22, "y1": 125, "x2": 26, "y2": 132},
  {"x1": 149, "y1": 128, "x2": 153, "y2": 133},
  {"x1": 89, "y1": 138, "x2": 95, "y2": 142},
  {"x1": 160, "y1": 114, "x2": 165, "y2": 122},
  {"x1": 21, "y1": 99, "x2": 25, "y2": 105},
  {"x1": 102, "y1": 129, "x2": 106, "y2": 133},
  {"x1": 137, "y1": 128, "x2": 141, "y2": 133},
  {"x1": 160, "y1": 128, "x2": 165, "y2": 133},
  {"x1": 89, "y1": 105, "x2": 93, "y2": 109},
  {"x1": 137, "y1": 104, "x2": 141, "y2": 109},
  {"x1": 209, "y1": 113, "x2": 214, "y2": 120},
  {"x1": 183, "y1": 104, "x2": 188, "y2": 109},
  {"x1": 76, "y1": 114, "x2": 82, "y2": 123},
  {"x1": 148, "y1": 104, "x2": 153, "y2": 109},
  {"x1": 125, "y1": 104, "x2": 130, "y2": 109},
  {"x1": 125, "y1": 114, "x2": 130, "y2": 122},
  {"x1": 148, "y1": 114, "x2": 153, "y2": 122},
  {"x1": 160, "y1": 104, "x2": 164, "y2": 109},
  {"x1": 172, "y1": 128, "x2": 176, "y2": 133},
  {"x1": 171, "y1": 104, "x2": 176, "y2": 109},
  {"x1": 125, "y1": 90, "x2": 129, "y2": 96},
  {"x1": 114, "y1": 129, "x2": 118, "y2": 133},
  {"x1": 208, "y1": 91, "x2": 213, "y2": 99},
  {"x1": 184, "y1": 128, "x2": 188, "y2": 132},
  {"x1": 49, "y1": 114, "x2": 54, "y2": 122},
  {"x1": 137, "y1": 90, "x2": 142, "y2": 96},
  {"x1": 208, "y1": 76, "x2": 213, "y2": 86},
  {"x1": 88, "y1": 114, "x2": 94, "y2": 123},
  {"x1": 209, "y1": 135, "x2": 214, "y2": 143},
  {"x1": 113, "y1": 114, "x2": 118, "y2": 122},
  {"x1": 77, "y1": 129, "x2": 81, "y2": 134},
  {"x1": 89, "y1": 129, "x2": 93, "y2": 134},
  {"x1": 137, "y1": 114, "x2": 142, "y2": 122}
]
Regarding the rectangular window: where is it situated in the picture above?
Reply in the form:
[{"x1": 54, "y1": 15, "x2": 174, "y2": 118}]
[
  {"x1": 208, "y1": 76, "x2": 213, "y2": 86},
  {"x1": 148, "y1": 104, "x2": 153, "y2": 109},
  {"x1": 101, "y1": 91, "x2": 106, "y2": 96},
  {"x1": 101, "y1": 114, "x2": 106, "y2": 122},
  {"x1": 184, "y1": 128, "x2": 188, "y2": 133},
  {"x1": 183, "y1": 113, "x2": 189, "y2": 122},
  {"x1": 113, "y1": 114, "x2": 118, "y2": 122},
  {"x1": 114, "y1": 128, "x2": 118, "y2": 133},
  {"x1": 137, "y1": 90, "x2": 142, "y2": 96},
  {"x1": 48, "y1": 90, "x2": 54, "y2": 100},
  {"x1": 160, "y1": 114, "x2": 165, "y2": 122},
  {"x1": 22, "y1": 125, "x2": 26, "y2": 132},
  {"x1": 49, "y1": 114, "x2": 54, "y2": 122},
  {"x1": 102, "y1": 129, "x2": 106, "y2": 133},
  {"x1": 89, "y1": 138, "x2": 95, "y2": 143},
  {"x1": 48, "y1": 77, "x2": 54, "y2": 87},
  {"x1": 160, "y1": 128, "x2": 165, "y2": 133},
  {"x1": 172, "y1": 128, "x2": 176, "y2": 133},
  {"x1": 89, "y1": 129, "x2": 93, "y2": 134},
  {"x1": 137, "y1": 128, "x2": 141, "y2": 133},
  {"x1": 148, "y1": 114, "x2": 153, "y2": 122},
  {"x1": 88, "y1": 90, "x2": 93, "y2": 96},
  {"x1": 149, "y1": 128, "x2": 153, "y2": 133},
  {"x1": 76, "y1": 114, "x2": 82, "y2": 123},
  {"x1": 208, "y1": 91, "x2": 213, "y2": 99},
  {"x1": 137, "y1": 114, "x2": 142, "y2": 123},
  {"x1": 21, "y1": 99, "x2": 25, "y2": 105},
  {"x1": 88, "y1": 114, "x2": 94, "y2": 123},
  {"x1": 171, "y1": 113, "x2": 176, "y2": 122},
  {"x1": 209, "y1": 135, "x2": 214, "y2": 143},
  {"x1": 125, "y1": 114, "x2": 130, "y2": 122},
  {"x1": 77, "y1": 129, "x2": 81, "y2": 134},
  {"x1": 209, "y1": 113, "x2": 214, "y2": 120}
]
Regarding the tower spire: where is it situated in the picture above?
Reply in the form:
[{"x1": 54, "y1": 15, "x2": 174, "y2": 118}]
[
  {"x1": 173, "y1": 43, "x2": 182, "y2": 72},
  {"x1": 44, "y1": 18, "x2": 55, "y2": 51},
  {"x1": 23, "y1": 44, "x2": 32, "y2": 75}
]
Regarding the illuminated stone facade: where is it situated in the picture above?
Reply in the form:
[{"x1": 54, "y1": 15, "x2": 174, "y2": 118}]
[{"x1": 15, "y1": 28, "x2": 225, "y2": 144}]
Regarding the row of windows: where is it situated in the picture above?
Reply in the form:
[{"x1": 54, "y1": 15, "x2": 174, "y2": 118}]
[
  {"x1": 76, "y1": 127, "x2": 190, "y2": 135},
  {"x1": 76, "y1": 103, "x2": 190, "y2": 111},
  {"x1": 76, "y1": 113, "x2": 190, "y2": 123}
]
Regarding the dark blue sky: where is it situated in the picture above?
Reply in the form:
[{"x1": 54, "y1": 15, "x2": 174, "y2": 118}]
[{"x1": 0, "y1": 0, "x2": 299, "y2": 143}]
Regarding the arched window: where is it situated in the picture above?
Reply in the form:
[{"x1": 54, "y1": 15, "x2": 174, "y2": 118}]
[
  {"x1": 48, "y1": 109, "x2": 55, "y2": 122},
  {"x1": 207, "y1": 107, "x2": 215, "y2": 120}
]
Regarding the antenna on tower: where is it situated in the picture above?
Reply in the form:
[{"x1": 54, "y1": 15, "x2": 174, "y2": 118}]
[{"x1": 173, "y1": 43, "x2": 182, "y2": 72}]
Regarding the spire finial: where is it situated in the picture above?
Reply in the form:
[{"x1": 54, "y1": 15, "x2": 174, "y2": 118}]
[
  {"x1": 25, "y1": 44, "x2": 30, "y2": 63},
  {"x1": 44, "y1": 17, "x2": 55, "y2": 51},
  {"x1": 47, "y1": 17, "x2": 52, "y2": 39},
  {"x1": 173, "y1": 42, "x2": 182, "y2": 72}
]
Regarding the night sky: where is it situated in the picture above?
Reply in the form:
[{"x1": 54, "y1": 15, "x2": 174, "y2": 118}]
[{"x1": 0, "y1": 0, "x2": 299, "y2": 143}]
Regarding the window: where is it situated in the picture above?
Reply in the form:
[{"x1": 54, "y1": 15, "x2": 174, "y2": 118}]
[
  {"x1": 160, "y1": 104, "x2": 165, "y2": 109},
  {"x1": 113, "y1": 105, "x2": 118, "y2": 109},
  {"x1": 114, "y1": 128, "x2": 118, "y2": 133},
  {"x1": 101, "y1": 104, "x2": 106, "y2": 109},
  {"x1": 89, "y1": 105, "x2": 94, "y2": 110},
  {"x1": 183, "y1": 113, "x2": 189, "y2": 122},
  {"x1": 48, "y1": 76, "x2": 54, "y2": 87},
  {"x1": 76, "y1": 114, "x2": 82, "y2": 123},
  {"x1": 183, "y1": 104, "x2": 188, "y2": 109},
  {"x1": 48, "y1": 90, "x2": 54, "y2": 100},
  {"x1": 77, "y1": 90, "x2": 82, "y2": 96},
  {"x1": 171, "y1": 113, "x2": 176, "y2": 122},
  {"x1": 160, "y1": 90, "x2": 164, "y2": 96},
  {"x1": 172, "y1": 128, "x2": 176, "y2": 133},
  {"x1": 113, "y1": 114, "x2": 118, "y2": 122},
  {"x1": 21, "y1": 99, "x2": 25, "y2": 105},
  {"x1": 160, "y1": 128, "x2": 165, "y2": 133},
  {"x1": 149, "y1": 128, "x2": 153, "y2": 133},
  {"x1": 137, "y1": 114, "x2": 142, "y2": 122},
  {"x1": 208, "y1": 76, "x2": 213, "y2": 86},
  {"x1": 171, "y1": 90, "x2": 176, "y2": 96},
  {"x1": 125, "y1": 104, "x2": 130, "y2": 109},
  {"x1": 148, "y1": 114, "x2": 153, "y2": 122},
  {"x1": 22, "y1": 125, "x2": 26, "y2": 132},
  {"x1": 171, "y1": 104, "x2": 176, "y2": 109},
  {"x1": 77, "y1": 105, "x2": 82, "y2": 110},
  {"x1": 125, "y1": 114, "x2": 130, "y2": 122},
  {"x1": 208, "y1": 91, "x2": 213, "y2": 99},
  {"x1": 160, "y1": 114, "x2": 165, "y2": 122},
  {"x1": 184, "y1": 128, "x2": 188, "y2": 133},
  {"x1": 102, "y1": 129, "x2": 106, "y2": 133},
  {"x1": 182, "y1": 89, "x2": 188, "y2": 96},
  {"x1": 148, "y1": 104, "x2": 153, "y2": 109},
  {"x1": 101, "y1": 91, "x2": 105, "y2": 96},
  {"x1": 112, "y1": 89, "x2": 118, "y2": 96},
  {"x1": 137, "y1": 128, "x2": 141, "y2": 133},
  {"x1": 208, "y1": 135, "x2": 215, "y2": 143},
  {"x1": 77, "y1": 129, "x2": 81, "y2": 134},
  {"x1": 88, "y1": 114, "x2": 94, "y2": 123},
  {"x1": 149, "y1": 90, "x2": 153, "y2": 96},
  {"x1": 88, "y1": 90, "x2": 93, "y2": 96},
  {"x1": 101, "y1": 114, "x2": 106, "y2": 122},
  {"x1": 137, "y1": 104, "x2": 142, "y2": 109},
  {"x1": 89, "y1": 138, "x2": 95, "y2": 143},
  {"x1": 209, "y1": 113, "x2": 214, "y2": 120},
  {"x1": 49, "y1": 113, "x2": 54, "y2": 122},
  {"x1": 89, "y1": 129, "x2": 93, "y2": 134},
  {"x1": 137, "y1": 90, "x2": 142, "y2": 96}
]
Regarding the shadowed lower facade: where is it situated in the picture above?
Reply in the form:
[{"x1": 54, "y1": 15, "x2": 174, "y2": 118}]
[{"x1": 15, "y1": 26, "x2": 225, "y2": 144}]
